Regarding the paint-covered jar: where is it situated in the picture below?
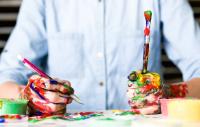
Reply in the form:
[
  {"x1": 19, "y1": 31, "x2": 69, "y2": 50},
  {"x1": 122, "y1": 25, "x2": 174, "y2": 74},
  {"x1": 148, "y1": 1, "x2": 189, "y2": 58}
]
[{"x1": 0, "y1": 98, "x2": 28, "y2": 115}]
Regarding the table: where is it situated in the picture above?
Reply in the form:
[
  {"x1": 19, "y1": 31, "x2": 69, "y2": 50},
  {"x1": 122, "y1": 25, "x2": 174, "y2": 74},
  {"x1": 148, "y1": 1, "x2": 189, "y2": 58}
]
[{"x1": 0, "y1": 110, "x2": 200, "y2": 127}]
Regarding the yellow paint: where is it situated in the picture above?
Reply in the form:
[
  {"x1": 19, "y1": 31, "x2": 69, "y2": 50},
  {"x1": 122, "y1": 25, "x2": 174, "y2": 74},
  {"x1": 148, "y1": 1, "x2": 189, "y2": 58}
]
[
  {"x1": 0, "y1": 101, "x2": 2, "y2": 109},
  {"x1": 137, "y1": 72, "x2": 161, "y2": 88},
  {"x1": 112, "y1": 109, "x2": 123, "y2": 113},
  {"x1": 168, "y1": 99, "x2": 200, "y2": 122}
]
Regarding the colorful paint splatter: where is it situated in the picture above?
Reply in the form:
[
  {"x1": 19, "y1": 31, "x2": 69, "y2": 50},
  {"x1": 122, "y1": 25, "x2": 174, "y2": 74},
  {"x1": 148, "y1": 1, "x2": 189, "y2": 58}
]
[
  {"x1": 0, "y1": 112, "x2": 110, "y2": 123},
  {"x1": 0, "y1": 110, "x2": 138, "y2": 124}
]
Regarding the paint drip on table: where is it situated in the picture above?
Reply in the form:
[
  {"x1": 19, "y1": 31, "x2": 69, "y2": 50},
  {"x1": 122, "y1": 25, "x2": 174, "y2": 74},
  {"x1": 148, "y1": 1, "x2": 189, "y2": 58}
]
[
  {"x1": 28, "y1": 112, "x2": 104, "y2": 123},
  {"x1": 0, "y1": 110, "x2": 136, "y2": 123}
]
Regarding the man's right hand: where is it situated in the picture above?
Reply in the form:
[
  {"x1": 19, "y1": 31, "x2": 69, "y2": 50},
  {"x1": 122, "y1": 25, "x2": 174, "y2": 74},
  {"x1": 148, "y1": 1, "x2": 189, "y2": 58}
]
[{"x1": 21, "y1": 75, "x2": 73, "y2": 116}]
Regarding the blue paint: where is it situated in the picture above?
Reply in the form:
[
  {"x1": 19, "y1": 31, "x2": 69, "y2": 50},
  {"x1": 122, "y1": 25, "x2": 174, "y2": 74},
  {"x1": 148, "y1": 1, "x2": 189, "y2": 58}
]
[
  {"x1": 0, "y1": 118, "x2": 5, "y2": 123},
  {"x1": 30, "y1": 83, "x2": 45, "y2": 100},
  {"x1": 34, "y1": 110, "x2": 43, "y2": 116},
  {"x1": 50, "y1": 80, "x2": 58, "y2": 85}
]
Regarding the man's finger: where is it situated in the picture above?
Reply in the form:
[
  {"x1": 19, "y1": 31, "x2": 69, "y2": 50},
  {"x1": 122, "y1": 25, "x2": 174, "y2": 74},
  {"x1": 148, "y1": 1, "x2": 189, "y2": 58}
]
[
  {"x1": 44, "y1": 91, "x2": 72, "y2": 104},
  {"x1": 28, "y1": 98, "x2": 66, "y2": 115},
  {"x1": 29, "y1": 76, "x2": 74, "y2": 94}
]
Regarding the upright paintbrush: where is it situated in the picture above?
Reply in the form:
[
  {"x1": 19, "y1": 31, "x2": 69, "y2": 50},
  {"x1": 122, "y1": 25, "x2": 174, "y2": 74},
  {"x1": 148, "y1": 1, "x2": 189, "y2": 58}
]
[{"x1": 142, "y1": 10, "x2": 152, "y2": 74}]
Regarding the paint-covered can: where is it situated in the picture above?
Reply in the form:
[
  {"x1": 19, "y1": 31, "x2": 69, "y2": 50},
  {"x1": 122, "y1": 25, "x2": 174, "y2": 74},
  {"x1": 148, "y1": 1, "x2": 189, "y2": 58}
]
[{"x1": 0, "y1": 98, "x2": 28, "y2": 115}]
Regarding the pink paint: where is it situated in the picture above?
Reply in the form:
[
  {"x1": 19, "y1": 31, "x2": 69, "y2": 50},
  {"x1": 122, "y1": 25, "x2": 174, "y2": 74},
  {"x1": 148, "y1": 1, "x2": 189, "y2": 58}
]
[
  {"x1": 160, "y1": 98, "x2": 183, "y2": 117},
  {"x1": 160, "y1": 99, "x2": 169, "y2": 117}
]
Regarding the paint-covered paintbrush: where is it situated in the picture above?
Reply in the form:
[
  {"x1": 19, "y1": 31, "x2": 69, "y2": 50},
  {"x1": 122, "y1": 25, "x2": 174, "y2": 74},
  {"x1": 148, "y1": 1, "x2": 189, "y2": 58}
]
[{"x1": 142, "y1": 10, "x2": 152, "y2": 74}]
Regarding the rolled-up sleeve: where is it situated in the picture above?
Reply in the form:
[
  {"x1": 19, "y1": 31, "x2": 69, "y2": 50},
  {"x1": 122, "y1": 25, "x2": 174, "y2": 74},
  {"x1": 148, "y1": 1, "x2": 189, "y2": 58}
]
[
  {"x1": 161, "y1": 0, "x2": 200, "y2": 81},
  {"x1": 0, "y1": 0, "x2": 47, "y2": 85}
]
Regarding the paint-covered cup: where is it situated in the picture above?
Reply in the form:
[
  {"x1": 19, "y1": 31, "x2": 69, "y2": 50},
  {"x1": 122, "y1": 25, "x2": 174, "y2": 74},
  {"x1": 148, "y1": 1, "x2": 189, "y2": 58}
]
[
  {"x1": 159, "y1": 99, "x2": 169, "y2": 117},
  {"x1": 0, "y1": 98, "x2": 28, "y2": 115}
]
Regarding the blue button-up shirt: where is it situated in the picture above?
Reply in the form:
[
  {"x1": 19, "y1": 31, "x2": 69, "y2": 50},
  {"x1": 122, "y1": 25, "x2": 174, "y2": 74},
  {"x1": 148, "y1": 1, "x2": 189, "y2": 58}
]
[{"x1": 0, "y1": 0, "x2": 200, "y2": 110}]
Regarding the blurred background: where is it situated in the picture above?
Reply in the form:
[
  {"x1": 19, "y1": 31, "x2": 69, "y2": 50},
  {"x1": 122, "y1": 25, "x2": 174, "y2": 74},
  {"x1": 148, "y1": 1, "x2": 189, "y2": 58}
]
[{"x1": 0, "y1": 0, "x2": 199, "y2": 83}]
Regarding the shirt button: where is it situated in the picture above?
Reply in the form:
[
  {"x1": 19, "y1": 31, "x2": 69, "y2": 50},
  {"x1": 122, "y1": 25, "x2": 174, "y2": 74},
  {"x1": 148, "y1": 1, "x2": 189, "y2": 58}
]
[
  {"x1": 96, "y1": 52, "x2": 103, "y2": 58},
  {"x1": 99, "y1": 82, "x2": 104, "y2": 86}
]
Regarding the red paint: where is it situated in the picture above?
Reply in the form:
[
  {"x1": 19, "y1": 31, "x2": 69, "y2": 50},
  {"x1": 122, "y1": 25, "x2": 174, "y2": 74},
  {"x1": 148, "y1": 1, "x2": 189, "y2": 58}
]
[
  {"x1": 142, "y1": 43, "x2": 149, "y2": 73},
  {"x1": 144, "y1": 13, "x2": 151, "y2": 22},
  {"x1": 144, "y1": 27, "x2": 150, "y2": 36},
  {"x1": 170, "y1": 83, "x2": 188, "y2": 98},
  {"x1": 79, "y1": 112, "x2": 96, "y2": 116}
]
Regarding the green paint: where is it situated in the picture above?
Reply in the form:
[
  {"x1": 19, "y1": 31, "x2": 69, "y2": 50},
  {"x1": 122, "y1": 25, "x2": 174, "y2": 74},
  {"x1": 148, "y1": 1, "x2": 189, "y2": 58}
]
[
  {"x1": 132, "y1": 95, "x2": 143, "y2": 101},
  {"x1": 98, "y1": 118, "x2": 115, "y2": 121},
  {"x1": 137, "y1": 81, "x2": 145, "y2": 87},
  {"x1": 28, "y1": 119, "x2": 40, "y2": 123},
  {"x1": 144, "y1": 10, "x2": 152, "y2": 17},
  {"x1": 118, "y1": 111, "x2": 135, "y2": 116},
  {"x1": 91, "y1": 114, "x2": 103, "y2": 117},
  {"x1": 48, "y1": 116, "x2": 61, "y2": 120},
  {"x1": 0, "y1": 99, "x2": 28, "y2": 115},
  {"x1": 135, "y1": 88, "x2": 140, "y2": 94},
  {"x1": 63, "y1": 84, "x2": 74, "y2": 94}
]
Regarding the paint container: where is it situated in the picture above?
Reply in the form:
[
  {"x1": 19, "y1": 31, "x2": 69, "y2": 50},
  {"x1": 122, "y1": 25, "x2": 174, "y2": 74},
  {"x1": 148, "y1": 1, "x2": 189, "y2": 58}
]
[
  {"x1": 160, "y1": 99, "x2": 169, "y2": 117},
  {"x1": 0, "y1": 99, "x2": 28, "y2": 115},
  {"x1": 0, "y1": 118, "x2": 5, "y2": 123},
  {"x1": 160, "y1": 98, "x2": 182, "y2": 117},
  {"x1": 167, "y1": 99, "x2": 200, "y2": 122}
]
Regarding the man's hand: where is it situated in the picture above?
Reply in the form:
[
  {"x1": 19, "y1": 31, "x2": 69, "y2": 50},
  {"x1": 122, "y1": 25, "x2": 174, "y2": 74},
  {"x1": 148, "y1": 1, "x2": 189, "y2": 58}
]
[
  {"x1": 163, "y1": 82, "x2": 188, "y2": 98},
  {"x1": 159, "y1": 78, "x2": 200, "y2": 99},
  {"x1": 127, "y1": 81, "x2": 162, "y2": 114},
  {"x1": 186, "y1": 78, "x2": 200, "y2": 99},
  {"x1": 22, "y1": 75, "x2": 73, "y2": 116},
  {"x1": 127, "y1": 71, "x2": 163, "y2": 115}
]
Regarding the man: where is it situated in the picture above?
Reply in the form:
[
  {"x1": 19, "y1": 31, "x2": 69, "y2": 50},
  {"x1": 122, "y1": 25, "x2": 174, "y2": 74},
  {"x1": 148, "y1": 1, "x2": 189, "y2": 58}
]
[{"x1": 0, "y1": 0, "x2": 200, "y2": 112}]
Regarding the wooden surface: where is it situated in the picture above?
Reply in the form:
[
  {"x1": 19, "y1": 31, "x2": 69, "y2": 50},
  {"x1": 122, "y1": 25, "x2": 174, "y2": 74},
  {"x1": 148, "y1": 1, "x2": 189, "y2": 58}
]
[{"x1": 0, "y1": 0, "x2": 200, "y2": 83}]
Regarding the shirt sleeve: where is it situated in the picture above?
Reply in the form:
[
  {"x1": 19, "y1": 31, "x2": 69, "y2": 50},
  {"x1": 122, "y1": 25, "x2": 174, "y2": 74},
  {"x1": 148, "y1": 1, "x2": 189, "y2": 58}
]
[
  {"x1": 160, "y1": 0, "x2": 200, "y2": 81},
  {"x1": 0, "y1": 0, "x2": 47, "y2": 85}
]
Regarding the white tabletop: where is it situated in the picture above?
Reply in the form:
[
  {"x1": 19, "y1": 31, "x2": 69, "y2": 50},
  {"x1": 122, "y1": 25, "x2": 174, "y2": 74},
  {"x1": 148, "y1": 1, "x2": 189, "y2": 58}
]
[{"x1": 0, "y1": 111, "x2": 200, "y2": 127}]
